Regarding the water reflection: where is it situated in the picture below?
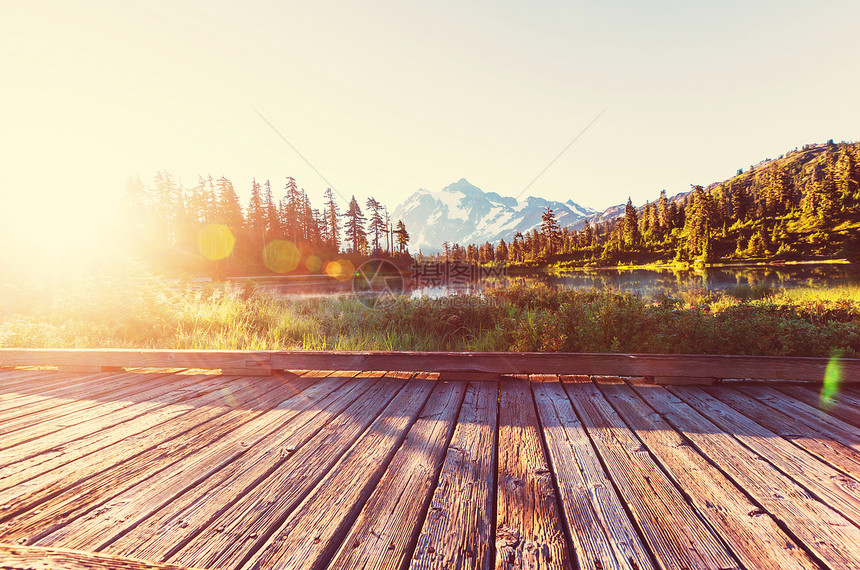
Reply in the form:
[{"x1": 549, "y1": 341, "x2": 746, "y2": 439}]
[{"x1": 233, "y1": 263, "x2": 859, "y2": 300}]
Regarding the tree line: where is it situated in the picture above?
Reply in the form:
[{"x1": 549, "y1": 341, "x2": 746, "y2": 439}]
[
  {"x1": 425, "y1": 140, "x2": 860, "y2": 265},
  {"x1": 120, "y1": 173, "x2": 411, "y2": 276}
]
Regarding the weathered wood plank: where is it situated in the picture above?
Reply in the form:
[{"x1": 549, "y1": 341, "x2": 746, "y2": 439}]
[
  {"x1": 563, "y1": 377, "x2": 739, "y2": 570},
  {"x1": 0, "y1": 373, "x2": 210, "y2": 452},
  {"x1": 0, "y1": 374, "x2": 224, "y2": 485},
  {"x1": 707, "y1": 384, "x2": 860, "y2": 479},
  {"x1": 168, "y1": 375, "x2": 421, "y2": 569},
  {"x1": 532, "y1": 376, "x2": 652, "y2": 570},
  {"x1": 0, "y1": 349, "x2": 270, "y2": 372},
  {"x1": 241, "y1": 377, "x2": 437, "y2": 570},
  {"x1": 0, "y1": 374, "x2": 315, "y2": 543},
  {"x1": 651, "y1": 375, "x2": 716, "y2": 385},
  {"x1": 410, "y1": 381, "x2": 498, "y2": 570},
  {"x1": 306, "y1": 380, "x2": 466, "y2": 570},
  {"x1": 594, "y1": 377, "x2": 819, "y2": 570},
  {"x1": 495, "y1": 376, "x2": 572, "y2": 570},
  {"x1": 775, "y1": 384, "x2": 860, "y2": 428},
  {"x1": 0, "y1": 374, "x2": 291, "y2": 499},
  {"x1": 668, "y1": 386, "x2": 860, "y2": 528},
  {"x1": 0, "y1": 371, "x2": 148, "y2": 415},
  {"x1": 437, "y1": 372, "x2": 499, "y2": 381},
  {"x1": 0, "y1": 370, "x2": 80, "y2": 395},
  {"x1": 2, "y1": 349, "x2": 859, "y2": 381},
  {"x1": 37, "y1": 375, "x2": 367, "y2": 552},
  {"x1": 628, "y1": 378, "x2": 860, "y2": 569},
  {"x1": 0, "y1": 376, "x2": 227, "y2": 466},
  {"x1": 0, "y1": 543, "x2": 203, "y2": 570}
]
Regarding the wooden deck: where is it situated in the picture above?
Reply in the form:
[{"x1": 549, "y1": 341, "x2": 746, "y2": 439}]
[{"x1": 0, "y1": 358, "x2": 859, "y2": 568}]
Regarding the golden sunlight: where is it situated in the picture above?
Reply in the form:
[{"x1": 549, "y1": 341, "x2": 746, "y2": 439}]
[{"x1": 1, "y1": 191, "x2": 120, "y2": 281}]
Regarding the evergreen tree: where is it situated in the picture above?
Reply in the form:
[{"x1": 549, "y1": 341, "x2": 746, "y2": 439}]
[
  {"x1": 323, "y1": 188, "x2": 340, "y2": 252},
  {"x1": 281, "y1": 177, "x2": 301, "y2": 241},
  {"x1": 496, "y1": 239, "x2": 508, "y2": 262},
  {"x1": 685, "y1": 185, "x2": 716, "y2": 257},
  {"x1": 622, "y1": 197, "x2": 640, "y2": 249},
  {"x1": 366, "y1": 197, "x2": 385, "y2": 254},
  {"x1": 343, "y1": 196, "x2": 366, "y2": 254},
  {"x1": 394, "y1": 220, "x2": 409, "y2": 253},
  {"x1": 731, "y1": 184, "x2": 749, "y2": 221},
  {"x1": 540, "y1": 207, "x2": 561, "y2": 257},
  {"x1": 247, "y1": 179, "x2": 266, "y2": 246},
  {"x1": 262, "y1": 180, "x2": 279, "y2": 239},
  {"x1": 216, "y1": 176, "x2": 244, "y2": 234},
  {"x1": 580, "y1": 219, "x2": 593, "y2": 247},
  {"x1": 657, "y1": 189, "x2": 670, "y2": 232}
]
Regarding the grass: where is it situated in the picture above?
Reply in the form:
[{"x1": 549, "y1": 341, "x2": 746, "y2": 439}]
[{"x1": 1, "y1": 273, "x2": 859, "y2": 357}]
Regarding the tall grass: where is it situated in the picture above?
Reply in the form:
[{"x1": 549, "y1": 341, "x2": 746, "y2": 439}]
[{"x1": 1, "y1": 275, "x2": 858, "y2": 356}]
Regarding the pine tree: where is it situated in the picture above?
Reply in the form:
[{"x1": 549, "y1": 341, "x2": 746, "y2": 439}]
[
  {"x1": 496, "y1": 239, "x2": 508, "y2": 262},
  {"x1": 282, "y1": 177, "x2": 301, "y2": 242},
  {"x1": 685, "y1": 185, "x2": 716, "y2": 257},
  {"x1": 394, "y1": 220, "x2": 409, "y2": 253},
  {"x1": 247, "y1": 179, "x2": 266, "y2": 246},
  {"x1": 343, "y1": 196, "x2": 366, "y2": 254},
  {"x1": 323, "y1": 188, "x2": 340, "y2": 252},
  {"x1": 657, "y1": 189, "x2": 670, "y2": 232},
  {"x1": 731, "y1": 184, "x2": 749, "y2": 221},
  {"x1": 216, "y1": 176, "x2": 244, "y2": 234},
  {"x1": 365, "y1": 197, "x2": 385, "y2": 254},
  {"x1": 540, "y1": 207, "x2": 561, "y2": 257},
  {"x1": 262, "y1": 180, "x2": 279, "y2": 239},
  {"x1": 622, "y1": 197, "x2": 640, "y2": 249}
]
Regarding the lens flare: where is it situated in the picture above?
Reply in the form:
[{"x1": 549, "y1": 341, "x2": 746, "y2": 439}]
[
  {"x1": 325, "y1": 259, "x2": 355, "y2": 281},
  {"x1": 819, "y1": 353, "x2": 844, "y2": 412},
  {"x1": 198, "y1": 224, "x2": 235, "y2": 261},
  {"x1": 263, "y1": 240, "x2": 301, "y2": 273},
  {"x1": 305, "y1": 255, "x2": 322, "y2": 272}
]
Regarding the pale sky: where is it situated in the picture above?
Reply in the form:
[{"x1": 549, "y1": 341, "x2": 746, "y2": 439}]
[{"x1": 2, "y1": 0, "x2": 859, "y2": 235}]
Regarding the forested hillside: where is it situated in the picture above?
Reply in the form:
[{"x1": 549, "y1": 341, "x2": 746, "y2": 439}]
[{"x1": 434, "y1": 140, "x2": 860, "y2": 266}]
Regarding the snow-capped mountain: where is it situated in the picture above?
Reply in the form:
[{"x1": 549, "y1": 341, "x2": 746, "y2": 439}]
[{"x1": 391, "y1": 179, "x2": 598, "y2": 253}]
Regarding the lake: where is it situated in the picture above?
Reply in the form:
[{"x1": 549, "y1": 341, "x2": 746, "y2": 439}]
[{"x1": 232, "y1": 262, "x2": 860, "y2": 300}]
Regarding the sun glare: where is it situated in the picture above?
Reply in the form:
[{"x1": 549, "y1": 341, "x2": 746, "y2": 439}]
[{"x1": 1, "y1": 192, "x2": 121, "y2": 281}]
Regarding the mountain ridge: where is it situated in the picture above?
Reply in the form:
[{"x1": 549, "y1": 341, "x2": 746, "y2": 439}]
[{"x1": 392, "y1": 178, "x2": 596, "y2": 253}]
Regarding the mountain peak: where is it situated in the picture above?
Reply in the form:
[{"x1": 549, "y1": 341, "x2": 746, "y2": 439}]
[{"x1": 392, "y1": 180, "x2": 596, "y2": 253}]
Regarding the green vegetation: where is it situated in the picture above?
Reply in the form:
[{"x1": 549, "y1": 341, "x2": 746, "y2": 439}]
[
  {"x1": 2, "y1": 276, "x2": 858, "y2": 357},
  {"x1": 431, "y1": 140, "x2": 860, "y2": 268}
]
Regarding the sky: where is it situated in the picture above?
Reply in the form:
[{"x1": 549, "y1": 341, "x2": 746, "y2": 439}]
[{"x1": 2, "y1": 0, "x2": 859, "y2": 236}]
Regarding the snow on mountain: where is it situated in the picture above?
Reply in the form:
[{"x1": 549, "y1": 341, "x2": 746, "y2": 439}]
[{"x1": 391, "y1": 178, "x2": 597, "y2": 253}]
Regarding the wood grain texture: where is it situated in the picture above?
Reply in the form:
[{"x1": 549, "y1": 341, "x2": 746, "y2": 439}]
[
  {"x1": 0, "y1": 374, "x2": 218, "y2": 465},
  {"x1": 410, "y1": 381, "x2": 498, "y2": 570},
  {"x1": 563, "y1": 378, "x2": 739, "y2": 570},
  {"x1": 2, "y1": 349, "x2": 858, "y2": 381},
  {"x1": 594, "y1": 377, "x2": 818, "y2": 570},
  {"x1": 707, "y1": 384, "x2": 860, "y2": 479},
  {"x1": 38, "y1": 375, "x2": 365, "y2": 552},
  {"x1": 532, "y1": 376, "x2": 653, "y2": 570},
  {"x1": 324, "y1": 380, "x2": 467, "y2": 570},
  {"x1": 775, "y1": 384, "x2": 860, "y2": 428},
  {"x1": 495, "y1": 377, "x2": 572, "y2": 570},
  {"x1": 244, "y1": 377, "x2": 437, "y2": 570},
  {"x1": 0, "y1": 543, "x2": 204, "y2": 570},
  {"x1": 669, "y1": 386, "x2": 860, "y2": 528},
  {"x1": 0, "y1": 375, "x2": 314, "y2": 544},
  {"x1": 0, "y1": 374, "x2": 223, "y2": 490},
  {"x1": 134, "y1": 376, "x2": 407, "y2": 568},
  {"x1": 629, "y1": 378, "x2": 860, "y2": 569}
]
